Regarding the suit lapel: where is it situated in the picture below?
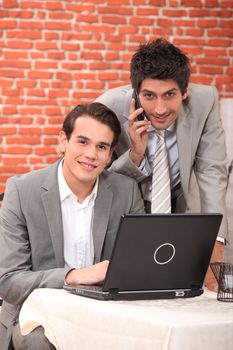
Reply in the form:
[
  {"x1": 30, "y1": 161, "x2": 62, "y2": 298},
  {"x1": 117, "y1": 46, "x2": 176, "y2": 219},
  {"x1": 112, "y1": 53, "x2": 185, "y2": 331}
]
[
  {"x1": 41, "y1": 161, "x2": 64, "y2": 267},
  {"x1": 93, "y1": 173, "x2": 113, "y2": 263},
  {"x1": 176, "y1": 103, "x2": 193, "y2": 195}
]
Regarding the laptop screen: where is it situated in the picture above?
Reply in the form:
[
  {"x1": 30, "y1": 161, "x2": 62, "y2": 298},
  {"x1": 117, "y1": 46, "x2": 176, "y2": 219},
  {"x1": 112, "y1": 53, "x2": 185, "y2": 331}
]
[{"x1": 102, "y1": 213, "x2": 222, "y2": 292}]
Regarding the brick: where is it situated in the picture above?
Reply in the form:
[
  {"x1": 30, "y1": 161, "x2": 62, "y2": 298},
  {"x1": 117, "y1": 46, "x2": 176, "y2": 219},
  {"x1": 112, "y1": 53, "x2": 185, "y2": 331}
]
[
  {"x1": 196, "y1": 57, "x2": 230, "y2": 65},
  {"x1": 20, "y1": 107, "x2": 42, "y2": 115},
  {"x1": 16, "y1": 80, "x2": 36, "y2": 88},
  {"x1": 4, "y1": 157, "x2": 28, "y2": 164},
  {"x1": 19, "y1": 127, "x2": 41, "y2": 135},
  {"x1": 199, "y1": 66, "x2": 223, "y2": 74},
  {"x1": 21, "y1": 2, "x2": 43, "y2": 9},
  {"x1": 62, "y1": 63, "x2": 87, "y2": 70},
  {"x1": 7, "y1": 30, "x2": 41, "y2": 39},
  {"x1": 65, "y1": 4, "x2": 95, "y2": 13},
  {"x1": 130, "y1": 17, "x2": 153, "y2": 25},
  {"x1": 44, "y1": 32, "x2": 60, "y2": 40},
  {"x1": 208, "y1": 38, "x2": 231, "y2": 47},
  {"x1": 44, "y1": 138, "x2": 58, "y2": 145},
  {"x1": 48, "y1": 52, "x2": 65, "y2": 60},
  {"x1": 208, "y1": 29, "x2": 233, "y2": 37},
  {"x1": 26, "y1": 98, "x2": 57, "y2": 106},
  {"x1": 0, "y1": 79, "x2": 13, "y2": 87},
  {"x1": 46, "y1": 156, "x2": 60, "y2": 164},
  {"x1": 0, "y1": 20, "x2": 17, "y2": 29},
  {"x1": 6, "y1": 146, "x2": 32, "y2": 154},
  {"x1": 35, "y1": 42, "x2": 58, "y2": 50},
  {"x1": 7, "y1": 40, "x2": 33, "y2": 49},
  {"x1": 45, "y1": 1, "x2": 63, "y2": 10},
  {"x1": 56, "y1": 72, "x2": 73, "y2": 80},
  {"x1": 190, "y1": 76, "x2": 213, "y2": 85},
  {"x1": 221, "y1": 1, "x2": 233, "y2": 8},
  {"x1": 2, "y1": 88, "x2": 20, "y2": 96},
  {"x1": 43, "y1": 127, "x2": 61, "y2": 135},
  {"x1": 47, "y1": 117, "x2": 64, "y2": 125},
  {"x1": 0, "y1": 60, "x2": 31, "y2": 69},
  {"x1": 4, "y1": 51, "x2": 28, "y2": 59},
  {"x1": 181, "y1": 0, "x2": 202, "y2": 6},
  {"x1": 7, "y1": 116, "x2": 33, "y2": 124},
  {"x1": 48, "y1": 90, "x2": 69, "y2": 98},
  {"x1": 45, "y1": 22, "x2": 72, "y2": 31},
  {"x1": 35, "y1": 147, "x2": 58, "y2": 155},
  {"x1": 5, "y1": 97, "x2": 23, "y2": 105},
  {"x1": 51, "y1": 81, "x2": 72, "y2": 89},
  {"x1": 28, "y1": 71, "x2": 53, "y2": 79},
  {"x1": 9, "y1": 10, "x2": 34, "y2": 19},
  {"x1": 19, "y1": 21, "x2": 43, "y2": 29},
  {"x1": 35, "y1": 61, "x2": 58, "y2": 69},
  {"x1": 0, "y1": 127, "x2": 17, "y2": 135},
  {"x1": 44, "y1": 107, "x2": 63, "y2": 116},
  {"x1": 6, "y1": 136, "x2": 41, "y2": 144},
  {"x1": 2, "y1": 0, "x2": 18, "y2": 8},
  {"x1": 43, "y1": 12, "x2": 66, "y2": 22},
  {"x1": 204, "y1": 0, "x2": 219, "y2": 6},
  {"x1": 2, "y1": 106, "x2": 17, "y2": 114},
  {"x1": 0, "y1": 165, "x2": 30, "y2": 174}
]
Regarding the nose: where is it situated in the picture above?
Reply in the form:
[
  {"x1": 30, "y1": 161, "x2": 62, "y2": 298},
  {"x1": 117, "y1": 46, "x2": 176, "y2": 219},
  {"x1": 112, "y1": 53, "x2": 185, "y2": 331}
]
[
  {"x1": 154, "y1": 98, "x2": 167, "y2": 116},
  {"x1": 85, "y1": 144, "x2": 97, "y2": 160}
]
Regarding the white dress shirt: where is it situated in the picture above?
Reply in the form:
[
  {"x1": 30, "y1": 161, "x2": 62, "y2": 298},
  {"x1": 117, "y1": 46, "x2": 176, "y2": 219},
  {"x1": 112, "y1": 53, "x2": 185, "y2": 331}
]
[{"x1": 58, "y1": 160, "x2": 98, "y2": 269}]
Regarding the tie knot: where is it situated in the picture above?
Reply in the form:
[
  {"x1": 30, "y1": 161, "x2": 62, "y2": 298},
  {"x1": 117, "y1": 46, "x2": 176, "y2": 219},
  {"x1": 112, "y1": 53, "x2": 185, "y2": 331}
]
[{"x1": 156, "y1": 130, "x2": 165, "y2": 139}]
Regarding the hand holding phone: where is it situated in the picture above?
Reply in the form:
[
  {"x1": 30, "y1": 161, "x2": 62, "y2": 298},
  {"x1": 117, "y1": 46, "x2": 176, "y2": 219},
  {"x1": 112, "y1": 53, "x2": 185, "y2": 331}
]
[{"x1": 132, "y1": 89, "x2": 147, "y2": 121}]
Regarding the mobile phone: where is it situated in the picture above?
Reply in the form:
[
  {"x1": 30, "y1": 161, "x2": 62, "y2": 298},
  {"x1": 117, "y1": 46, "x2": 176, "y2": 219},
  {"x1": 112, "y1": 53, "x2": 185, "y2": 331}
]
[{"x1": 132, "y1": 89, "x2": 147, "y2": 121}]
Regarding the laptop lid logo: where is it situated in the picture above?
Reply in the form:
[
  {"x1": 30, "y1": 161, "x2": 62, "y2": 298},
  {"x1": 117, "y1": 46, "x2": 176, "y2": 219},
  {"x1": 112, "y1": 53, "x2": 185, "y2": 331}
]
[{"x1": 154, "y1": 243, "x2": 176, "y2": 265}]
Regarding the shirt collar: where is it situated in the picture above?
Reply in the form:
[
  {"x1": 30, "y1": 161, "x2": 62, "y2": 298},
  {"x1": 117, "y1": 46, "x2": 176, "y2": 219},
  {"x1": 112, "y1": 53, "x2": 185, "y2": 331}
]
[
  {"x1": 147, "y1": 121, "x2": 176, "y2": 134},
  {"x1": 58, "y1": 159, "x2": 99, "y2": 205}
]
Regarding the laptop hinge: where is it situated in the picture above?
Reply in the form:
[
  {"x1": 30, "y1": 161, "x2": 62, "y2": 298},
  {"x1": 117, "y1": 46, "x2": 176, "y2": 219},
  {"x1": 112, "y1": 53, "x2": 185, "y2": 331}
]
[{"x1": 109, "y1": 288, "x2": 119, "y2": 294}]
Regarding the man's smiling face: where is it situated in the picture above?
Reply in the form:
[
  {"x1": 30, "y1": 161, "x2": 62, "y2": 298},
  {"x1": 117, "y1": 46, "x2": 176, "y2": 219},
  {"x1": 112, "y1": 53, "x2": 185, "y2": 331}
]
[
  {"x1": 139, "y1": 78, "x2": 188, "y2": 130},
  {"x1": 59, "y1": 116, "x2": 114, "y2": 194}
]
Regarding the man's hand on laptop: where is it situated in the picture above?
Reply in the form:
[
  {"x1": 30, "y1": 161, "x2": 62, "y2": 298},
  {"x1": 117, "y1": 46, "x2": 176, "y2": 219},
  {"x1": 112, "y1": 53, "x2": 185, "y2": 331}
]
[
  {"x1": 65, "y1": 260, "x2": 109, "y2": 286},
  {"x1": 204, "y1": 241, "x2": 224, "y2": 292}
]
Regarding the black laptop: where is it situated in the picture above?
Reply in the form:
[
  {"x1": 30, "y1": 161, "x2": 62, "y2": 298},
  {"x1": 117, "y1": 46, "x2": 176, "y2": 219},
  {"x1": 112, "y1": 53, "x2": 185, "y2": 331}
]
[{"x1": 63, "y1": 213, "x2": 222, "y2": 300}]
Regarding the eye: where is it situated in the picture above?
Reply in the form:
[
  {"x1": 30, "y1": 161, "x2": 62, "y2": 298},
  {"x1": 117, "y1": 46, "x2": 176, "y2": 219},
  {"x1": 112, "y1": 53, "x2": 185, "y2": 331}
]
[
  {"x1": 98, "y1": 144, "x2": 109, "y2": 151},
  {"x1": 143, "y1": 93, "x2": 154, "y2": 100},
  {"x1": 78, "y1": 139, "x2": 87, "y2": 145},
  {"x1": 165, "y1": 91, "x2": 176, "y2": 98}
]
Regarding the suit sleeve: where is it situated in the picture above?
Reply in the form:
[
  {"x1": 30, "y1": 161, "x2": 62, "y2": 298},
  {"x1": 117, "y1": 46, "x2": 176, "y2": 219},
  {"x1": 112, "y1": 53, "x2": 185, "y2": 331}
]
[
  {"x1": 0, "y1": 177, "x2": 70, "y2": 306},
  {"x1": 194, "y1": 86, "x2": 228, "y2": 240},
  {"x1": 96, "y1": 88, "x2": 151, "y2": 182}
]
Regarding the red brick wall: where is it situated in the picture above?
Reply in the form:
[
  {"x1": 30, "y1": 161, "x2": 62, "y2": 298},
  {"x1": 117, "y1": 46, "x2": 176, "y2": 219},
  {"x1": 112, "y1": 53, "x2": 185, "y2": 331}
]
[{"x1": 0, "y1": 0, "x2": 233, "y2": 192}]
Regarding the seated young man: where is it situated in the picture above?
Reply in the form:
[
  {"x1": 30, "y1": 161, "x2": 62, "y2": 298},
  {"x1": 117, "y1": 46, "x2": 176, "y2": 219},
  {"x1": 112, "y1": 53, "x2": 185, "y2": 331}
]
[{"x1": 0, "y1": 102, "x2": 145, "y2": 350}]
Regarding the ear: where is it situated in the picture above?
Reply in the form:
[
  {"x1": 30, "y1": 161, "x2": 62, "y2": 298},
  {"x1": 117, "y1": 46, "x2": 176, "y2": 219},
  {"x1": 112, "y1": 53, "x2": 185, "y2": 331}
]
[
  {"x1": 182, "y1": 87, "x2": 189, "y2": 101},
  {"x1": 59, "y1": 130, "x2": 68, "y2": 154}
]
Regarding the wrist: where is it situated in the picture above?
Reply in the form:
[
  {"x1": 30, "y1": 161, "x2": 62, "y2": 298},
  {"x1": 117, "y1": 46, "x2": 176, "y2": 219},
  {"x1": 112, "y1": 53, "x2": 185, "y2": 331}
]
[
  {"x1": 64, "y1": 268, "x2": 77, "y2": 286},
  {"x1": 129, "y1": 149, "x2": 144, "y2": 167}
]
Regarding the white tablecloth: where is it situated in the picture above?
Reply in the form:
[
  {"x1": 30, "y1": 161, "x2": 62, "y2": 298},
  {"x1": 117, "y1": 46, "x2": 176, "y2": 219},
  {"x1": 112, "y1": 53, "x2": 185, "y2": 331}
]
[{"x1": 19, "y1": 288, "x2": 233, "y2": 350}]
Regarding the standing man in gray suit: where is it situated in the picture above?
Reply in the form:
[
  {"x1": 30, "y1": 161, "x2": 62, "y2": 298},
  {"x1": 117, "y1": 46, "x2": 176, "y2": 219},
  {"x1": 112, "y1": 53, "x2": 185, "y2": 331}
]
[
  {"x1": 96, "y1": 38, "x2": 228, "y2": 291},
  {"x1": 0, "y1": 103, "x2": 144, "y2": 350}
]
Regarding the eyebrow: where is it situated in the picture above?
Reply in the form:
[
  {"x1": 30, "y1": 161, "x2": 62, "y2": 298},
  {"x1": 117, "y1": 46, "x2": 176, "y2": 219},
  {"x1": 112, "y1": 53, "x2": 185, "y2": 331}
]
[
  {"x1": 141, "y1": 88, "x2": 179, "y2": 94},
  {"x1": 77, "y1": 135, "x2": 112, "y2": 148}
]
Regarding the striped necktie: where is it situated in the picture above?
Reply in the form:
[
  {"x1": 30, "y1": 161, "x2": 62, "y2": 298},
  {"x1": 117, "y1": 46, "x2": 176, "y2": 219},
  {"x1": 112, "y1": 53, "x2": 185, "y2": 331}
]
[{"x1": 151, "y1": 130, "x2": 171, "y2": 213}]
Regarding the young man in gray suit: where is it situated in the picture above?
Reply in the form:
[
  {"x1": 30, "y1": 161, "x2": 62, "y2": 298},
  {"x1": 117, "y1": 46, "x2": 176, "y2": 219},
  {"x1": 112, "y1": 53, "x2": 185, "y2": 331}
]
[
  {"x1": 96, "y1": 38, "x2": 228, "y2": 292},
  {"x1": 0, "y1": 103, "x2": 144, "y2": 350}
]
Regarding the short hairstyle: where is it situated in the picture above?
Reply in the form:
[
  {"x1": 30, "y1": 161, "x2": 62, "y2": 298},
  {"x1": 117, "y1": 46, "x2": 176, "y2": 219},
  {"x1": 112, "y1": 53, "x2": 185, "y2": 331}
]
[
  {"x1": 130, "y1": 38, "x2": 190, "y2": 95},
  {"x1": 62, "y1": 102, "x2": 121, "y2": 148}
]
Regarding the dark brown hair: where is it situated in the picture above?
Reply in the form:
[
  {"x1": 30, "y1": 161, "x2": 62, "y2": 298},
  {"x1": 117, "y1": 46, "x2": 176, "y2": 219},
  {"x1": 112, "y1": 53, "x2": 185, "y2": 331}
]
[{"x1": 62, "y1": 102, "x2": 121, "y2": 148}]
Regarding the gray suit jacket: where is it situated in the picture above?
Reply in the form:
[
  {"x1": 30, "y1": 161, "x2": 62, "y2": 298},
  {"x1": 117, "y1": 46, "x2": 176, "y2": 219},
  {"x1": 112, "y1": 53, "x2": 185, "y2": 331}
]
[
  {"x1": 0, "y1": 161, "x2": 144, "y2": 349},
  {"x1": 96, "y1": 83, "x2": 228, "y2": 239}
]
